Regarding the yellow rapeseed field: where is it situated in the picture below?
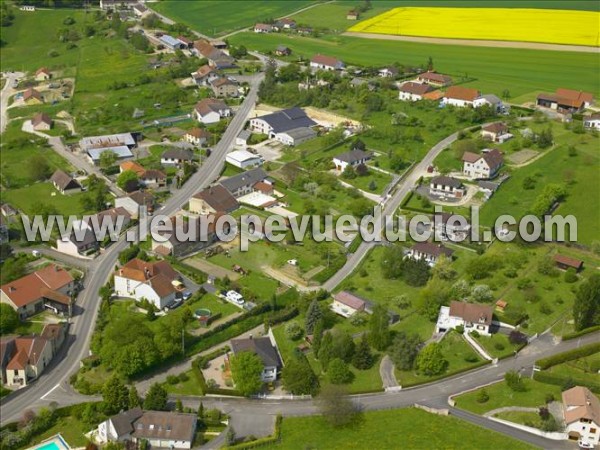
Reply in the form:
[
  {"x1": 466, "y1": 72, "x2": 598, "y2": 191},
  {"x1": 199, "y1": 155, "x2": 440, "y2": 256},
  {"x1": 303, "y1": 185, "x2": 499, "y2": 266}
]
[{"x1": 349, "y1": 7, "x2": 600, "y2": 47}]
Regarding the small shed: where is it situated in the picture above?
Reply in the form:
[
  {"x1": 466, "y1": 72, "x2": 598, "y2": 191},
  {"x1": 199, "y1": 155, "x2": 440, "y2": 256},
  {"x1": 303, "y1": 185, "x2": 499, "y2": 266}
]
[{"x1": 553, "y1": 254, "x2": 583, "y2": 272}]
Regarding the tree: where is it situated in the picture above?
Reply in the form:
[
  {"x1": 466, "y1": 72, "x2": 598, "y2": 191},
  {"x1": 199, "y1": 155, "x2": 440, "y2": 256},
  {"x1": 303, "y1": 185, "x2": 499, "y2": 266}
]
[
  {"x1": 573, "y1": 274, "x2": 600, "y2": 331},
  {"x1": 505, "y1": 370, "x2": 526, "y2": 392},
  {"x1": 317, "y1": 332, "x2": 334, "y2": 369},
  {"x1": 175, "y1": 399, "x2": 183, "y2": 412},
  {"x1": 367, "y1": 180, "x2": 377, "y2": 191},
  {"x1": 341, "y1": 164, "x2": 356, "y2": 179},
  {"x1": 128, "y1": 386, "x2": 141, "y2": 409},
  {"x1": 226, "y1": 427, "x2": 236, "y2": 445},
  {"x1": 116, "y1": 170, "x2": 139, "y2": 192},
  {"x1": 355, "y1": 163, "x2": 368, "y2": 177},
  {"x1": 29, "y1": 154, "x2": 51, "y2": 181},
  {"x1": 352, "y1": 335, "x2": 374, "y2": 370},
  {"x1": 0, "y1": 303, "x2": 19, "y2": 335},
  {"x1": 282, "y1": 353, "x2": 319, "y2": 395},
  {"x1": 285, "y1": 322, "x2": 303, "y2": 340},
  {"x1": 230, "y1": 351, "x2": 263, "y2": 396},
  {"x1": 99, "y1": 150, "x2": 118, "y2": 169},
  {"x1": 477, "y1": 388, "x2": 490, "y2": 403},
  {"x1": 390, "y1": 332, "x2": 422, "y2": 371},
  {"x1": 143, "y1": 383, "x2": 168, "y2": 410},
  {"x1": 305, "y1": 299, "x2": 322, "y2": 334},
  {"x1": 328, "y1": 358, "x2": 353, "y2": 384},
  {"x1": 402, "y1": 258, "x2": 430, "y2": 287},
  {"x1": 318, "y1": 385, "x2": 361, "y2": 428},
  {"x1": 102, "y1": 376, "x2": 128, "y2": 414},
  {"x1": 368, "y1": 304, "x2": 391, "y2": 351},
  {"x1": 198, "y1": 402, "x2": 204, "y2": 419},
  {"x1": 416, "y1": 343, "x2": 447, "y2": 376},
  {"x1": 537, "y1": 127, "x2": 553, "y2": 149},
  {"x1": 471, "y1": 285, "x2": 494, "y2": 303},
  {"x1": 312, "y1": 319, "x2": 324, "y2": 354}
]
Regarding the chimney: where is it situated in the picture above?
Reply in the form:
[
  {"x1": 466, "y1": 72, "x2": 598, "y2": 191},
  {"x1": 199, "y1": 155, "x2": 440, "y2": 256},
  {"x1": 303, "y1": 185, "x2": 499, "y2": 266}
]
[
  {"x1": 9, "y1": 286, "x2": 15, "y2": 292},
  {"x1": 119, "y1": 269, "x2": 123, "y2": 276},
  {"x1": 249, "y1": 334, "x2": 253, "y2": 340}
]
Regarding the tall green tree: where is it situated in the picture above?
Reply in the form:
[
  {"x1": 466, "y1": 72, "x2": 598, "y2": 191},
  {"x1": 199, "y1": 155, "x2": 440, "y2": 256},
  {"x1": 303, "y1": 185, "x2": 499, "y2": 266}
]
[
  {"x1": 368, "y1": 304, "x2": 391, "y2": 351},
  {"x1": 282, "y1": 353, "x2": 319, "y2": 395},
  {"x1": 573, "y1": 274, "x2": 600, "y2": 331},
  {"x1": 128, "y1": 386, "x2": 141, "y2": 409},
  {"x1": 416, "y1": 343, "x2": 447, "y2": 376},
  {"x1": 328, "y1": 358, "x2": 353, "y2": 384},
  {"x1": 317, "y1": 332, "x2": 334, "y2": 369},
  {"x1": 230, "y1": 352, "x2": 263, "y2": 397},
  {"x1": 390, "y1": 332, "x2": 422, "y2": 371},
  {"x1": 312, "y1": 319, "x2": 324, "y2": 355},
  {"x1": 317, "y1": 385, "x2": 361, "y2": 428},
  {"x1": 352, "y1": 335, "x2": 374, "y2": 370},
  {"x1": 102, "y1": 376, "x2": 128, "y2": 414},
  {"x1": 0, "y1": 303, "x2": 19, "y2": 335},
  {"x1": 305, "y1": 299, "x2": 322, "y2": 334},
  {"x1": 143, "y1": 383, "x2": 168, "y2": 411}
]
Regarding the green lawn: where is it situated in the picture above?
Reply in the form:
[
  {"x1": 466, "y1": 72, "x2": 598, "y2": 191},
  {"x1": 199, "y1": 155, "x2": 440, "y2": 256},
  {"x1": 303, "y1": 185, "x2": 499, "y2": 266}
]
[
  {"x1": 544, "y1": 352, "x2": 600, "y2": 386},
  {"x1": 342, "y1": 168, "x2": 393, "y2": 195},
  {"x1": 152, "y1": 0, "x2": 313, "y2": 37},
  {"x1": 2, "y1": 182, "x2": 95, "y2": 217},
  {"x1": 494, "y1": 410, "x2": 544, "y2": 429},
  {"x1": 191, "y1": 294, "x2": 240, "y2": 318},
  {"x1": 164, "y1": 370, "x2": 204, "y2": 396},
  {"x1": 229, "y1": 32, "x2": 600, "y2": 99},
  {"x1": 272, "y1": 407, "x2": 537, "y2": 450},
  {"x1": 28, "y1": 415, "x2": 90, "y2": 448},
  {"x1": 474, "y1": 333, "x2": 522, "y2": 359},
  {"x1": 454, "y1": 379, "x2": 562, "y2": 415}
]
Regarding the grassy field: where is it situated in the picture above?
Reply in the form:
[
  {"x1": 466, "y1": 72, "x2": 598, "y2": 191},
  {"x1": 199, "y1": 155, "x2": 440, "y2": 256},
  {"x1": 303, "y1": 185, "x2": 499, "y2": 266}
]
[
  {"x1": 494, "y1": 410, "x2": 544, "y2": 429},
  {"x1": 28, "y1": 414, "x2": 89, "y2": 448},
  {"x1": 228, "y1": 32, "x2": 600, "y2": 99},
  {"x1": 151, "y1": 0, "x2": 313, "y2": 36},
  {"x1": 2, "y1": 183, "x2": 93, "y2": 217},
  {"x1": 544, "y1": 352, "x2": 600, "y2": 386},
  {"x1": 350, "y1": 7, "x2": 599, "y2": 46},
  {"x1": 272, "y1": 407, "x2": 537, "y2": 450},
  {"x1": 475, "y1": 333, "x2": 522, "y2": 359}
]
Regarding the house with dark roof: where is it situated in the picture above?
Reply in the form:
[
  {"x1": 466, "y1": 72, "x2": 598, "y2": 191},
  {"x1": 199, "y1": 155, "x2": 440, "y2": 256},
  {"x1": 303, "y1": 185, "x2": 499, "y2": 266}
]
[
  {"x1": 115, "y1": 190, "x2": 155, "y2": 218},
  {"x1": 32, "y1": 112, "x2": 53, "y2": 131},
  {"x1": 23, "y1": 88, "x2": 44, "y2": 105},
  {"x1": 193, "y1": 40, "x2": 236, "y2": 69},
  {"x1": 97, "y1": 408, "x2": 198, "y2": 449},
  {"x1": 275, "y1": 45, "x2": 291, "y2": 56},
  {"x1": 229, "y1": 329, "x2": 282, "y2": 382},
  {"x1": 190, "y1": 64, "x2": 218, "y2": 86},
  {"x1": 194, "y1": 98, "x2": 232, "y2": 124},
  {"x1": 416, "y1": 71, "x2": 453, "y2": 87},
  {"x1": 254, "y1": 23, "x2": 274, "y2": 33},
  {"x1": 481, "y1": 122, "x2": 512, "y2": 143},
  {"x1": 275, "y1": 18, "x2": 296, "y2": 30},
  {"x1": 210, "y1": 77, "x2": 239, "y2": 98},
  {"x1": 332, "y1": 149, "x2": 371, "y2": 172},
  {"x1": 151, "y1": 215, "x2": 220, "y2": 258},
  {"x1": 249, "y1": 107, "x2": 317, "y2": 146},
  {"x1": 56, "y1": 220, "x2": 99, "y2": 257},
  {"x1": 114, "y1": 258, "x2": 182, "y2": 310},
  {"x1": 220, "y1": 167, "x2": 270, "y2": 198},
  {"x1": 462, "y1": 149, "x2": 504, "y2": 179},
  {"x1": 398, "y1": 82, "x2": 434, "y2": 102},
  {"x1": 562, "y1": 386, "x2": 600, "y2": 446},
  {"x1": 0, "y1": 264, "x2": 74, "y2": 318},
  {"x1": 429, "y1": 176, "x2": 465, "y2": 199},
  {"x1": 189, "y1": 184, "x2": 239, "y2": 215},
  {"x1": 50, "y1": 169, "x2": 81, "y2": 194},
  {"x1": 310, "y1": 54, "x2": 344, "y2": 71},
  {"x1": 435, "y1": 300, "x2": 494, "y2": 336},
  {"x1": 160, "y1": 148, "x2": 194, "y2": 167},
  {"x1": 406, "y1": 242, "x2": 454, "y2": 266}
]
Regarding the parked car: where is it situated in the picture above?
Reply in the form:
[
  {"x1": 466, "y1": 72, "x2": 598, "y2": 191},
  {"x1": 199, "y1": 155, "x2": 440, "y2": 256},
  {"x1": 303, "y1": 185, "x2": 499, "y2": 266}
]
[{"x1": 182, "y1": 291, "x2": 192, "y2": 301}]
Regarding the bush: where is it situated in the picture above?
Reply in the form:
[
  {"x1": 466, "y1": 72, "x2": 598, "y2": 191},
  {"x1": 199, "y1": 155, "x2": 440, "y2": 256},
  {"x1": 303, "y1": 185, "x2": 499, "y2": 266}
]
[
  {"x1": 284, "y1": 322, "x2": 303, "y2": 341},
  {"x1": 545, "y1": 393, "x2": 555, "y2": 404},
  {"x1": 562, "y1": 325, "x2": 600, "y2": 340},
  {"x1": 564, "y1": 268, "x2": 578, "y2": 283},
  {"x1": 494, "y1": 342, "x2": 505, "y2": 351},
  {"x1": 536, "y1": 342, "x2": 600, "y2": 370},
  {"x1": 455, "y1": 324, "x2": 465, "y2": 334},
  {"x1": 166, "y1": 375, "x2": 179, "y2": 385},
  {"x1": 476, "y1": 389, "x2": 489, "y2": 403}
]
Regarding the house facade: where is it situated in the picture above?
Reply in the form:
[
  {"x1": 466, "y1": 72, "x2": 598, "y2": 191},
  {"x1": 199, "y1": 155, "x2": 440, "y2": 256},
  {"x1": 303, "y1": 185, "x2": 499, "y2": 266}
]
[
  {"x1": 184, "y1": 128, "x2": 211, "y2": 146},
  {"x1": 332, "y1": 149, "x2": 371, "y2": 172},
  {"x1": 115, "y1": 191, "x2": 155, "y2": 218},
  {"x1": 226, "y1": 150, "x2": 264, "y2": 169},
  {"x1": 220, "y1": 168, "x2": 270, "y2": 198},
  {"x1": 50, "y1": 169, "x2": 81, "y2": 194},
  {"x1": 435, "y1": 301, "x2": 493, "y2": 336},
  {"x1": 429, "y1": 176, "x2": 465, "y2": 199},
  {"x1": 194, "y1": 98, "x2": 232, "y2": 124},
  {"x1": 189, "y1": 184, "x2": 239, "y2": 215},
  {"x1": 416, "y1": 71, "x2": 453, "y2": 87},
  {"x1": 481, "y1": 122, "x2": 511, "y2": 143},
  {"x1": 398, "y1": 82, "x2": 433, "y2": 102},
  {"x1": 537, "y1": 88, "x2": 593, "y2": 113},
  {"x1": 562, "y1": 386, "x2": 600, "y2": 447},
  {"x1": 462, "y1": 149, "x2": 504, "y2": 179},
  {"x1": 210, "y1": 77, "x2": 239, "y2": 98},
  {"x1": 331, "y1": 291, "x2": 368, "y2": 318},
  {"x1": 160, "y1": 149, "x2": 194, "y2": 167},
  {"x1": 584, "y1": 113, "x2": 600, "y2": 129},
  {"x1": 32, "y1": 112, "x2": 52, "y2": 131}
]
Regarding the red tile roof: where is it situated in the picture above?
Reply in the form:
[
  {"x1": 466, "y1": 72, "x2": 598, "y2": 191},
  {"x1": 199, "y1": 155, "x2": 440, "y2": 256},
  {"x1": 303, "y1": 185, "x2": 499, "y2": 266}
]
[
  {"x1": 333, "y1": 291, "x2": 366, "y2": 311},
  {"x1": 311, "y1": 54, "x2": 342, "y2": 68},
  {"x1": 553, "y1": 254, "x2": 583, "y2": 269},
  {"x1": 0, "y1": 264, "x2": 73, "y2": 308},
  {"x1": 445, "y1": 86, "x2": 481, "y2": 102},
  {"x1": 449, "y1": 301, "x2": 493, "y2": 326}
]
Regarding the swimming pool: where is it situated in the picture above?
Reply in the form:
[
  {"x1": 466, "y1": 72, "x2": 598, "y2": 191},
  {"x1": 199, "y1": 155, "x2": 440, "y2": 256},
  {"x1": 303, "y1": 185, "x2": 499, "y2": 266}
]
[{"x1": 28, "y1": 434, "x2": 70, "y2": 450}]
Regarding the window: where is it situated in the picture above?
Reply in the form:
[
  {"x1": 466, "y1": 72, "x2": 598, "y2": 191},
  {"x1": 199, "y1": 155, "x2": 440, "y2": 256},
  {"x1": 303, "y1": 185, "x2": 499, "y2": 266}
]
[{"x1": 590, "y1": 428, "x2": 597, "y2": 434}]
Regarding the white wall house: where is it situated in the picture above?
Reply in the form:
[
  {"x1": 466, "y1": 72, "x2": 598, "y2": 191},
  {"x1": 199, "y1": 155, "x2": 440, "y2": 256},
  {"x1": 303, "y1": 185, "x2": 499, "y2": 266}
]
[
  {"x1": 462, "y1": 149, "x2": 504, "y2": 179},
  {"x1": 562, "y1": 386, "x2": 600, "y2": 447},
  {"x1": 332, "y1": 149, "x2": 371, "y2": 172},
  {"x1": 584, "y1": 114, "x2": 600, "y2": 129},
  {"x1": 429, "y1": 176, "x2": 465, "y2": 199},
  {"x1": 442, "y1": 86, "x2": 482, "y2": 108},
  {"x1": 435, "y1": 301, "x2": 493, "y2": 336}
]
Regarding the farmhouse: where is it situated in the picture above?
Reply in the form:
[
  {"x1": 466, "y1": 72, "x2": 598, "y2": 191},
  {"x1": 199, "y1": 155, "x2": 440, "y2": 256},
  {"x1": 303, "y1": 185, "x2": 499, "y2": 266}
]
[
  {"x1": 332, "y1": 149, "x2": 371, "y2": 172},
  {"x1": 97, "y1": 408, "x2": 197, "y2": 449},
  {"x1": 331, "y1": 291, "x2": 369, "y2": 318},
  {"x1": 210, "y1": 77, "x2": 239, "y2": 98},
  {"x1": 189, "y1": 184, "x2": 239, "y2": 215},
  {"x1": 398, "y1": 82, "x2": 434, "y2": 102},
  {"x1": 584, "y1": 113, "x2": 600, "y2": 129},
  {"x1": 160, "y1": 34, "x2": 186, "y2": 51},
  {"x1": 35, "y1": 67, "x2": 51, "y2": 81},
  {"x1": 275, "y1": 45, "x2": 291, "y2": 56},
  {"x1": 254, "y1": 23, "x2": 274, "y2": 33},
  {"x1": 416, "y1": 71, "x2": 453, "y2": 87},
  {"x1": 406, "y1": 242, "x2": 454, "y2": 266},
  {"x1": 429, "y1": 176, "x2": 465, "y2": 199},
  {"x1": 442, "y1": 86, "x2": 482, "y2": 107},
  {"x1": 190, "y1": 64, "x2": 217, "y2": 86},
  {"x1": 229, "y1": 331, "x2": 283, "y2": 382},
  {"x1": 553, "y1": 254, "x2": 584, "y2": 272},
  {"x1": 193, "y1": 40, "x2": 236, "y2": 69},
  {"x1": 161, "y1": 148, "x2": 194, "y2": 167},
  {"x1": 435, "y1": 301, "x2": 494, "y2": 336},
  {"x1": 50, "y1": 169, "x2": 81, "y2": 194},
  {"x1": 194, "y1": 98, "x2": 232, "y2": 124},
  {"x1": 537, "y1": 88, "x2": 594, "y2": 113},
  {"x1": 562, "y1": 386, "x2": 600, "y2": 447},
  {"x1": 226, "y1": 150, "x2": 264, "y2": 169},
  {"x1": 184, "y1": 127, "x2": 212, "y2": 146},
  {"x1": 0, "y1": 264, "x2": 74, "y2": 319},
  {"x1": 462, "y1": 149, "x2": 504, "y2": 179},
  {"x1": 23, "y1": 88, "x2": 43, "y2": 105},
  {"x1": 310, "y1": 54, "x2": 344, "y2": 71},
  {"x1": 114, "y1": 258, "x2": 181, "y2": 310},
  {"x1": 481, "y1": 122, "x2": 512, "y2": 143},
  {"x1": 115, "y1": 191, "x2": 155, "y2": 218},
  {"x1": 220, "y1": 167, "x2": 271, "y2": 198},
  {"x1": 31, "y1": 112, "x2": 53, "y2": 131},
  {"x1": 275, "y1": 18, "x2": 296, "y2": 30},
  {"x1": 80, "y1": 132, "x2": 137, "y2": 165},
  {"x1": 249, "y1": 107, "x2": 316, "y2": 146}
]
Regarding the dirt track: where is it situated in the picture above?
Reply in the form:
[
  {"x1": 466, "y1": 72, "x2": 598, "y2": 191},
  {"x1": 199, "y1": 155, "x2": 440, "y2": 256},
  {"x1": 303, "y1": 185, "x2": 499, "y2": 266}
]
[{"x1": 343, "y1": 31, "x2": 600, "y2": 53}]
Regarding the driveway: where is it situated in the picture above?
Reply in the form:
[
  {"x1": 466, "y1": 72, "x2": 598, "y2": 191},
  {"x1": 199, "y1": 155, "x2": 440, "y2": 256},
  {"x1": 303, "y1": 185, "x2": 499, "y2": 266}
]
[
  {"x1": 379, "y1": 355, "x2": 399, "y2": 389},
  {"x1": 0, "y1": 71, "x2": 25, "y2": 134}
]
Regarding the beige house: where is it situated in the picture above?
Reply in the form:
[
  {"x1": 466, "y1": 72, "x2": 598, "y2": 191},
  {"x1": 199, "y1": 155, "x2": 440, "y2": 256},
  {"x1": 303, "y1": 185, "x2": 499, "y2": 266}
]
[
  {"x1": 210, "y1": 77, "x2": 239, "y2": 97},
  {"x1": 562, "y1": 386, "x2": 600, "y2": 446},
  {"x1": 32, "y1": 112, "x2": 53, "y2": 131},
  {"x1": 189, "y1": 184, "x2": 239, "y2": 215},
  {"x1": 35, "y1": 67, "x2": 51, "y2": 81},
  {"x1": 3, "y1": 335, "x2": 53, "y2": 387}
]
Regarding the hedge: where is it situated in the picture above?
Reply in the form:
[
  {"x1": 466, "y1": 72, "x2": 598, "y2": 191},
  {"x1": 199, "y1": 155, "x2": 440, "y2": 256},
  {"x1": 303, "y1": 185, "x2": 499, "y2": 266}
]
[
  {"x1": 536, "y1": 342, "x2": 600, "y2": 370},
  {"x1": 224, "y1": 414, "x2": 282, "y2": 449},
  {"x1": 533, "y1": 371, "x2": 600, "y2": 394},
  {"x1": 402, "y1": 360, "x2": 491, "y2": 388},
  {"x1": 562, "y1": 325, "x2": 600, "y2": 341}
]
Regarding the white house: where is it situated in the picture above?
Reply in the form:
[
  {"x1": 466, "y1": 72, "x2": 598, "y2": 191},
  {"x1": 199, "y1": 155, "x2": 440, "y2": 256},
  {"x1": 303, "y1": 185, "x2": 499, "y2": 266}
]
[
  {"x1": 584, "y1": 113, "x2": 600, "y2": 130},
  {"x1": 562, "y1": 386, "x2": 600, "y2": 447},
  {"x1": 481, "y1": 123, "x2": 512, "y2": 143},
  {"x1": 429, "y1": 176, "x2": 465, "y2": 199},
  {"x1": 236, "y1": 129, "x2": 251, "y2": 146},
  {"x1": 378, "y1": 66, "x2": 399, "y2": 78},
  {"x1": 435, "y1": 301, "x2": 494, "y2": 336},
  {"x1": 194, "y1": 98, "x2": 232, "y2": 124},
  {"x1": 160, "y1": 148, "x2": 194, "y2": 167},
  {"x1": 226, "y1": 150, "x2": 264, "y2": 169},
  {"x1": 462, "y1": 149, "x2": 504, "y2": 179},
  {"x1": 332, "y1": 149, "x2": 371, "y2": 172},
  {"x1": 442, "y1": 86, "x2": 482, "y2": 107},
  {"x1": 331, "y1": 291, "x2": 367, "y2": 318},
  {"x1": 275, "y1": 127, "x2": 317, "y2": 146},
  {"x1": 56, "y1": 220, "x2": 98, "y2": 257},
  {"x1": 96, "y1": 408, "x2": 197, "y2": 449},
  {"x1": 249, "y1": 107, "x2": 316, "y2": 142},
  {"x1": 184, "y1": 128, "x2": 212, "y2": 146},
  {"x1": 310, "y1": 54, "x2": 344, "y2": 71},
  {"x1": 229, "y1": 329, "x2": 282, "y2": 382},
  {"x1": 254, "y1": 23, "x2": 273, "y2": 33},
  {"x1": 398, "y1": 82, "x2": 433, "y2": 102},
  {"x1": 406, "y1": 242, "x2": 454, "y2": 266},
  {"x1": 113, "y1": 258, "x2": 181, "y2": 310},
  {"x1": 115, "y1": 190, "x2": 155, "y2": 218}
]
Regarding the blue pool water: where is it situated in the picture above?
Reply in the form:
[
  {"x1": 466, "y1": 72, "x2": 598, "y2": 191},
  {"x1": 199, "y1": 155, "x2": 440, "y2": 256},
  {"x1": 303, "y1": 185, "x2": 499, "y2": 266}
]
[{"x1": 35, "y1": 443, "x2": 60, "y2": 450}]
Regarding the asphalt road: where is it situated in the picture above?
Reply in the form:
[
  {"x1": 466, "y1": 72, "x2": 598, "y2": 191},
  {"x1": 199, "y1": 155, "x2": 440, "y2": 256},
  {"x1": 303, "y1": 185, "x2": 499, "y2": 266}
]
[
  {"x1": 0, "y1": 74, "x2": 264, "y2": 425},
  {"x1": 0, "y1": 71, "x2": 24, "y2": 134}
]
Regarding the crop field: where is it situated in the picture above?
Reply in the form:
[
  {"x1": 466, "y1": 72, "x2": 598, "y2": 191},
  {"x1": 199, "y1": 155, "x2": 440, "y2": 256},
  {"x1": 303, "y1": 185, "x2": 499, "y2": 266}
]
[
  {"x1": 349, "y1": 7, "x2": 600, "y2": 46},
  {"x1": 151, "y1": 0, "x2": 312, "y2": 36}
]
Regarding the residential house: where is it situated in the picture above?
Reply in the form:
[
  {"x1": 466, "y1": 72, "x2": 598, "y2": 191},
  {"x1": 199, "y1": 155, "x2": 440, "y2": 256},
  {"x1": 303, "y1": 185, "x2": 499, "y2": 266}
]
[
  {"x1": 553, "y1": 254, "x2": 584, "y2": 272},
  {"x1": 194, "y1": 98, "x2": 232, "y2": 124},
  {"x1": 120, "y1": 160, "x2": 146, "y2": 177},
  {"x1": 132, "y1": 3, "x2": 149, "y2": 17},
  {"x1": 442, "y1": 86, "x2": 482, "y2": 107},
  {"x1": 275, "y1": 18, "x2": 296, "y2": 30},
  {"x1": 249, "y1": 107, "x2": 317, "y2": 146},
  {"x1": 379, "y1": 66, "x2": 399, "y2": 78},
  {"x1": 474, "y1": 94, "x2": 504, "y2": 111},
  {"x1": 20, "y1": 5, "x2": 35, "y2": 11},
  {"x1": 226, "y1": 150, "x2": 264, "y2": 169},
  {"x1": 56, "y1": 220, "x2": 99, "y2": 257},
  {"x1": 310, "y1": 54, "x2": 344, "y2": 71},
  {"x1": 584, "y1": 113, "x2": 600, "y2": 130},
  {"x1": 398, "y1": 82, "x2": 434, "y2": 102},
  {"x1": 332, "y1": 149, "x2": 371, "y2": 172},
  {"x1": 160, "y1": 148, "x2": 194, "y2": 167},
  {"x1": 211, "y1": 40, "x2": 228, "y2": 50},
  {"x1": 537, "y1": 88, "x2": 594, "y2": 113},
  {"x1": 114, "y1": 258, "x2": 181, "y2": 310},
  {"x1": 297, "y1": 27, "x2": 313, "y2": 35},
  {"x1": 189, "y1": 184, "x2": 239, "y2": 215},
  {"x1": 40, "y1": 322, "x2": 67, "y2": 355},
  {"x1": 0, "y1": 264, "x2": 74, "y2": 319},
  {"x1": 35, "y1": 67, "x2": 51, "y2": 82},
  {"x1": 95, "y1": 206, "x2": 132, "y2": 231},
  {"x1": 229, "y1": 330, "x2": 283, "y2": 382},
  {"x1": 429, "y1": 176, "x2": 465, "y2": 199},
  {"x1": 275, "y1": 45, "x2": 291, "y2": 56},
  {"x1": 481, "y1": 123, "x2": 512, "y2": 143},
  {"x1": 3, "y1": 336, "x2": 53, "y2": 387},
  {"x1": 435, "y1": 301, "x2": 494, "y2": 336},
  {"x1": 23, "y1": 88, "x2": 43, "y2": 105},
  {"x1": 49, "y1": 169, "x2": 81, "y2": 194},
  {"x1": 210, "y1": 77, "x2": 239, "y2": 98},
  {"x1": 462, "y1": 149, "x2": 504, "y2": 179},
  {"x1": 97, "y1": 408, "x2": 197, "y2": 449},
  {"x1": 32, "y1": 112, "x2": 53, "y2": 131},
  {"x1": 220, "y1": 167, "x2": 270, "y2": 198},
  {"x1": 346, "y1": 10, "x2": 359, "y2": 20},
  {"x1": 331, "y1": 291, "x2": 368, "y2": 318},
  {"x1": 190, "y1": 64, "x2": 217, "y2": 86},
  {"x1": 151, "y1": 215, "x2": 219, "y2": 258},
  {"x1": 115, "y1": 190, "x2": 155, "y2": 218},
  {"x1": 99, "y1": 0, "x2": 138, "y2": 10},
  {"x1": 254, "y1": 23, "x2": 273, "y2": 33},
  {"x1": 562, "y1": 386, "x2": 600, "y2": 447},
  {"x1": 160, "y1": 34, "x2": 186, "y2": 51},
  {"x1": 139, "y1": 169, "x2": 167, "y2": 188},
  {"x1": 193, "y1": 40, "x2": 236, "y2": 69},
  {"x1": 416, "y1": 71, "x2": 453, "y2": 87},
  {"x1": 433, "y1": 212, "x2": 471, "y2": 241},
  {"x1": 184, "y1": 127, "x2": 212, "y2": 146},
  {"x1": 406, "y1": 242, "x2": 454, "y2": 266},
  {"x1": 236, "y1": 129, "x2": 251, "y2": 146}
]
